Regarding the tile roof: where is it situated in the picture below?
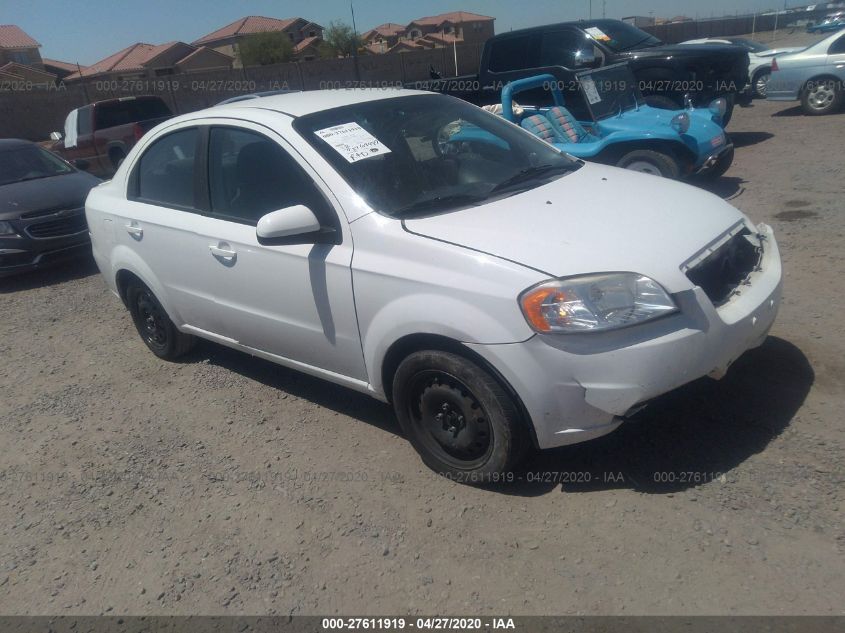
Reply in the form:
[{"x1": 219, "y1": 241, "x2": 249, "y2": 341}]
[
  {"x1": 0, "y1": 61, "x2": 57, "y2": 81},
  {"x1": 409, "y1": 11, "x2": 494, "y2": 26},
  {"x1": 0, "y1": 25, "x2": 40, "y2": 49},
  {"x1": 363, "y1": 23, "x2": 405, "y2": 40},
  {"x1": 41, "y1": 58, "x2": 79, "y2": 72},
  {"x1": 421, "y1": 32, "x2": 464, "y2": 45},
  {"x1": 293, "y1": 36, "x2": 321, "y2": 53},
  {"x1": 174, "y1": 46, "x2": 233, "y2": 67},
  {"x1": 64, "y1": 41, "x2": 196, "y2": 79},
  {"x1": 192, "y1": 16, "x2": 301, "y2": 45}
]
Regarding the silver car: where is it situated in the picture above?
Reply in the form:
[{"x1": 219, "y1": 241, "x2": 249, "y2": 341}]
[{"x1": 767, "y1": 29, "x2": 845, "y2": 114}]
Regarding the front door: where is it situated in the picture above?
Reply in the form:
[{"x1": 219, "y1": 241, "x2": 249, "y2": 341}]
[{"x1": 198, "y1": 124, "x2": 366, "y2": 381}]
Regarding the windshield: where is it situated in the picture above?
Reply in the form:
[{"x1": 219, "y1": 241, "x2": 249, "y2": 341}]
[
  {"x1": 294, "y1": 95, "x2": 580, "y2": 218},
  {"x1": 583, "y1": 20, "x2": 662, "y2": 52},
  {"x1": 0, "y1": 144, "x2": 74, "y2": 186},
  {"x1": 579, "y1": 64, "x2": 645, "y2": 120}
]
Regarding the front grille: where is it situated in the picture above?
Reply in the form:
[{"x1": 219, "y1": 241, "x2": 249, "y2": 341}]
[
  {"x1": 25, "y1": 213, "x2": 87, "y2": 239},
  {"x1": 685, "y1": 228, "x2": 762, "y2": 307}
]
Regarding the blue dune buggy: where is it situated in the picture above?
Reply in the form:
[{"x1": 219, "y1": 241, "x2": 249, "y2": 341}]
[{"x1": 440, "y1": 63, "x2": 734, "y2": 180}]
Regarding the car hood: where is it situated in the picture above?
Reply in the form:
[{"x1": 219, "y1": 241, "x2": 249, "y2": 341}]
[
  {"x1": 0, "y1": 171, "x2": 100, "y2": 220},
  {"x1": 402, "y1": 163, "x2": 747, "y2": 293}
]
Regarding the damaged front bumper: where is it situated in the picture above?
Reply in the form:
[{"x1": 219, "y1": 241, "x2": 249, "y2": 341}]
[{"x1": 467, "y1": 223, "x2": 781, "y2": 450}]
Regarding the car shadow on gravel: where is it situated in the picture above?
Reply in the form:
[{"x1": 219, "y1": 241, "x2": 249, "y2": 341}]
[
  {"x1": 728, "y1": 131, "x2": 774, "y2": 148},
  {"x1": 190, "y1": 341, "x2": 399, "y2": 436},
  {"x1": 696, "y1": 176, "x2": 745, "y2": 200},
  {"x1": 0, "y1": 256, "x2": 98, "y2": 293},
  {"x1": 498, "y1": 336, "x2": 813, "y2": 496}
]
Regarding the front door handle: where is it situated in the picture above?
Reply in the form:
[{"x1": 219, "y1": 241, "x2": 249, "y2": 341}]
[
  {"x1": 209, "y1": 242, "x2": 237, "y2": 263},
  {"x1": 125, "y1": 222, "x2": 143, "y2": 240}
]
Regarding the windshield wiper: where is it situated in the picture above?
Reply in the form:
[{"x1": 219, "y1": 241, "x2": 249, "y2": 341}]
[
  {"x1": 392, "y1": 192, "x2": 489, "y2": 217},
  {"x1": 490, "y1": 163, "x2": 578, "y2": 194}
]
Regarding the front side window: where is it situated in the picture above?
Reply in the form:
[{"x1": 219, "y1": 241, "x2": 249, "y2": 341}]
[
  {"x1": 134, "y1": 128, "x2": 198, "y2": 208},
  {"x1": 208, "y1": 127, "x2": 327, "y2": 224},
  {"x1": 488, "y1": 34, "x2": 541, "y2": 72},
  {"x1": 295, "y1": 94, "x2": 579, "y2": 218},
  {"x1": 540, "y1": 30, "x2": 596, "y2": 68}
]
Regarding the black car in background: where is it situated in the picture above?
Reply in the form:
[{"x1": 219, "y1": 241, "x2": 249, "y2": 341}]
[
  {"x1": 0, "y1": 139, "x2": 100, "y2": 277},
  {"x1": 425, "y1": 19, "x2": 751, "y2": 124}
]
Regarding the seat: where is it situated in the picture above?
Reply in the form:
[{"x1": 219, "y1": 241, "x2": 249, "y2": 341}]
[
  {"x1": 545, "y1": 106, "x2": 599, "y2": 143},
  {"x1": 520, "y1": 114, "x2": 566, "y2": 144}
]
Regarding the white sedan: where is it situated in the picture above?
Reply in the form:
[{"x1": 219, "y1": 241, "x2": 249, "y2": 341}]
[
  {"x1": 681, "y1": 37, "x2": 804, "y2": 97},
  {"x1": 85, "y1": 89, "x2": 782, "y2": 478}
]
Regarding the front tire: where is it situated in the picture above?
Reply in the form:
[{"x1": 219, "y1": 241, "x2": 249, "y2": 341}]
[
  {"x1": 616, "y1": 149, "x2": 681, "y2": 179},
  {"x1": 391, "y1": 351, "x2": 528, "y2": 479},
  {"x1": 801, "y1": 79, "x2": 843, "y2": 115},
  {"x1": 752, "y1": 68, "x2": 771, "y2": 98},
  {"x1": 127, "y1": 281, "x2": 195, "y2": 360}
]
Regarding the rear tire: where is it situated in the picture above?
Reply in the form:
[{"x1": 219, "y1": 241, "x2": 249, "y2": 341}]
[
  {"x1": 616, "y1": 149, "x2": 681, "y2": 179},
  {"x1": 126, "y1": 281, "x2": 195, "y2": 360},
  {"x1": 800, "y1": 78, "x2": 843, "y2": 115},
  {"x1": 391, "y1": 350, "x2": 529, "y2": 480}
]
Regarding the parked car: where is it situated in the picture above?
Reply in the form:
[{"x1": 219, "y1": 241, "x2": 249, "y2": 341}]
[
  {"x1": 46, "y1": 96, "x2": 173, "y2": 178},
  {"x1": 0, "y1": 139, "x2": 100, "y2": 277},
  {"x1": 807, "y1": 12, "x2": 845, "y2": 33},
  {"x1": 86, "y1": 90, "x2": 782, "y2": 478},
  {"x1": 767, "y1": 29, "x2": 845, "y2": 115},
  {"x1": 422, "y1": 19, "x2": 751, "y2": 125},
  {"x1": 457, "y1": 64, "x2": 733, "y2": 180},
  {"x1": 680, "y1": 37, "x2": 804, "y2": 97}
]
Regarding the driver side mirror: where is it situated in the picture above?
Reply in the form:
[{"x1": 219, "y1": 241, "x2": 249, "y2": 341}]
[
  {"x1": 73, "y1": 159, "x2": 90, "y2": 171},
  {"x1": 256, "y1": 205, "x2": 337, "y2": 245},
  {"x1": 574, "y1": 48, "x2": 597, "y2": 67}
]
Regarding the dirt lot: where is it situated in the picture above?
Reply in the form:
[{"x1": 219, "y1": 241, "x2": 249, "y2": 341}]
[{"x1": 1, "y1": 95, "x2": 843, "y2": 616}]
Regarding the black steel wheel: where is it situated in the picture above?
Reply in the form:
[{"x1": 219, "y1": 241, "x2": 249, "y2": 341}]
[
  {"x1": 392, "y1": 350, "x2": 528, "y2": 479},
  {"x1": 126, "y1": 281, "x2": 195, "y2": 360}
]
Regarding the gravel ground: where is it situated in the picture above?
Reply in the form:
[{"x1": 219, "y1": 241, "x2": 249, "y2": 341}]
[{"x1": 0, "y1": 97, "x2": 843, "y2": 616}]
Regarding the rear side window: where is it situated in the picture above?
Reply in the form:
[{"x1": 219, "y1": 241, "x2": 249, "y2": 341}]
[
  {"x1": 488, "y1": 34, "x2": 541, "y2": 72},
  {"x1": 829, "y1": 34, "x2": 845, "y2": 55},
  {"x1": 95, "y1": 99, "x2": 171, "y2": 129},
  {"x1": 134, "y1": 128, "x2": 198, "y2": 209},
  {"x1": 77, "y1": 105, "x2": 93, "y2": 135},
  {"x1": 207, "y1": 127, "x2": 328, "y2": 225}
]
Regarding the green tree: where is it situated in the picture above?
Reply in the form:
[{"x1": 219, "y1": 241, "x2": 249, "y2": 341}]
[
  {"x1": 238, "y1": 31, "x2": 295, "y2": 66},
  {"x1": 321, "y1": 21, "x2": 360, "y2": 58}
]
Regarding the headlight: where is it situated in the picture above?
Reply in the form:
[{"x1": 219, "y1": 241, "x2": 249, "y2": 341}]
[
  {"x1": 0, "y1": 221, "x2": 18, "y2": 236},
  {"x1": 519, "y1": 273, "x2": 678, "y2": 333},
  {"x1": 670, "y1": 112, "x2": 690, "y2": 134},
  {"x1": 709, "y1": 98, "x2": 727, "y2": 117}
]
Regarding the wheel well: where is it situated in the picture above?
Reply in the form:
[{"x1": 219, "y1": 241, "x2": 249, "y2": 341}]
[
  {"x1": 115, "y1": 269, "x2": 143, "y2": 306},
  {"x1": 380, "y1": 333, "x2": 539, "y2": 449},
  {"x1": 596, "y1": 140, "x2": 696, "y2": 168}
]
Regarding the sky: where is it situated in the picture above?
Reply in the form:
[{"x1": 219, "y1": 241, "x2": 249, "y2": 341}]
[{"x1": 5, "y1": 0, "x2": 795, "y2": 65}]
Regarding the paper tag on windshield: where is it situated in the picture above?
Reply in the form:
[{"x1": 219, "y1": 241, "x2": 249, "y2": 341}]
[
  {"x1": 584, "y1": 26, "x2": 610, "y2": 41},
  {"x1": 314, "y1": 122, "x2": 391, "y2": 163},
  {"x1": 581, "y1": 77, "x2": 602, "y2": 104}
]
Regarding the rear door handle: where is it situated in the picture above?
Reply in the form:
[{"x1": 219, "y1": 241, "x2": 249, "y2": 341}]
[
  {"x1": 125, "y1": 222, "x2": 143, "y2": 239},
  {"x1": 209, "y1": 242, "x2": 237, "y2": 263}
]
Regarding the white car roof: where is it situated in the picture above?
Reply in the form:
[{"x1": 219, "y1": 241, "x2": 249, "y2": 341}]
[{"x1": 213, "y1": 87, "x2": 435, "y2": 118}]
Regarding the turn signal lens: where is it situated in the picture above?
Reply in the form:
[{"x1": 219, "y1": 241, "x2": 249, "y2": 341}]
[{"x1": 519, "y1": 273, "x2": 678, "y2": 333}]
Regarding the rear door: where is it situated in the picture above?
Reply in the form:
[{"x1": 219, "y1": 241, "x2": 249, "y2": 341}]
[{"x1": 120, "y1": 123, "x2": 223, "y2": 333}]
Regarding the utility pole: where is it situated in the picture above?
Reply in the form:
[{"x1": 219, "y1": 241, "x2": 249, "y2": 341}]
[
  {"x1": 602, "y1": 0, "x2": 606, "y2": 19},
  {"x1": 350, "y1": 2, "x2": 360, "y2": 81},
  {"x1": 589, "y1": 0, "x2": 592, "y2": 19}
]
